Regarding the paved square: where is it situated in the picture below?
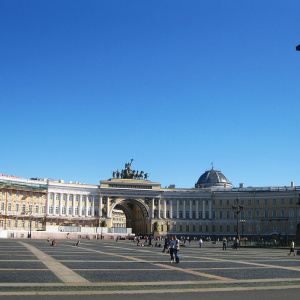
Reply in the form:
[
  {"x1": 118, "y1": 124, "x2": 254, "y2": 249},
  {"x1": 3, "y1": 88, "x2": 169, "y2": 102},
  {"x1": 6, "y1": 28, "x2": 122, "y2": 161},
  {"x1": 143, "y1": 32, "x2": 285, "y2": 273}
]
[{"x1": 0, "y1": 239, "x2": 299, "y2": 296}]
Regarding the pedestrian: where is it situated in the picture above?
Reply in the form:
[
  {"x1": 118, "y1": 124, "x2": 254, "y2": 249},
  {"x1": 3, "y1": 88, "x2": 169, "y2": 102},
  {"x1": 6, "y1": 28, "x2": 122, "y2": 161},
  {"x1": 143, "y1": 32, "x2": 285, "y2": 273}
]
[
  {"x1": 162, "y1": 236, "x2": 169, "y2": 253},
  {"x1": 169, "y1": 236, "x2": 175, "y2": 263},
  {"x1": 174, "y1": 235, "x2": 180, "y2": 263},
  {"x1": 199, "y1": 238, "x2": 203, "y2": 248},
  {"x1": 288, "y1": 240, "x2": 296, "y2": 256},
  {"x1": 222, "y1": 238, "x2": 227, "y2": 250}
]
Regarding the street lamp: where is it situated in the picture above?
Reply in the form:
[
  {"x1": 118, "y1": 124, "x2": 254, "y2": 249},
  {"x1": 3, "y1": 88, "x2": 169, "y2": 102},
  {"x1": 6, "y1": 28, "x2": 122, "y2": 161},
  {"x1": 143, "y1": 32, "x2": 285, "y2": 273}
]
[
  {"x1": 240, "y1": 219, "x2": 245, "y2": 239},
  {"x1": 28, "y1": 214, "x2": 33, "y2": 238},
  {"x1": 232, "y1": 197, "x2": 244, "y2": 243}
]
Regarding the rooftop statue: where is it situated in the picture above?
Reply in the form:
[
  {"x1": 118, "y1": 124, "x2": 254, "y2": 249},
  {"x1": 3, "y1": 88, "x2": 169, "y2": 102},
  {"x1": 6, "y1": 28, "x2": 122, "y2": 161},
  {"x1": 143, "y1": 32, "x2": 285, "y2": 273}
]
[{"x1": 112, "y1": 159, "x2": 149, "y2": 180}]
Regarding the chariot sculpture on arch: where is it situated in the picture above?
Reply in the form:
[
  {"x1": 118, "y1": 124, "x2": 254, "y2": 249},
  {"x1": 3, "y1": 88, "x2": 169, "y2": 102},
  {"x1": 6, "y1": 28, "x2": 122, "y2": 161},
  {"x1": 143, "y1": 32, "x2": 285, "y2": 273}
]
[{"x1": 112, "y1": 159, "x2": 150, "y2": 180}]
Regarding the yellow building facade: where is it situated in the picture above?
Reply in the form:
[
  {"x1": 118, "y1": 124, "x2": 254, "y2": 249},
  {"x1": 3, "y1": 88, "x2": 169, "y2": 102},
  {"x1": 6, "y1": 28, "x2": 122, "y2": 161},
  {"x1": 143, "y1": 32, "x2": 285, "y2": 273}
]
[{"x1": 0, "y1": 166, "x2": 299, "y2": 241}]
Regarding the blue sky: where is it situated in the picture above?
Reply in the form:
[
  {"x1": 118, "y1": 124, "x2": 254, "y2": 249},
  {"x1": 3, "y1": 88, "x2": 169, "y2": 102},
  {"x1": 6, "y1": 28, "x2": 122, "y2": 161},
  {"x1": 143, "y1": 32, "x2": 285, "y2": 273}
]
[{"x1": 1, "y1": 0, "x2": 299, "y2": 188}]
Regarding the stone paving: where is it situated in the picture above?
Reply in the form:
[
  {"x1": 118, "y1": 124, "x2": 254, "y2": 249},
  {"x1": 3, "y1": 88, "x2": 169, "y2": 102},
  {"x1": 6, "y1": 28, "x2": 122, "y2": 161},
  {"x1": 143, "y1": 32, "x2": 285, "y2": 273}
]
[{"x1": 0, "y1": 239, "x2": 299, "y2": 296}]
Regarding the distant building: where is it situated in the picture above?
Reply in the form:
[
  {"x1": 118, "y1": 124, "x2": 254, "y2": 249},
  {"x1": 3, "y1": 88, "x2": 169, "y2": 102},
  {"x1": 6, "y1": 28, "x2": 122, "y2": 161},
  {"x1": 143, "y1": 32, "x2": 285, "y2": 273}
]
[{"x1": 0, "y1": 165, "x2": 299, "y2": 241}]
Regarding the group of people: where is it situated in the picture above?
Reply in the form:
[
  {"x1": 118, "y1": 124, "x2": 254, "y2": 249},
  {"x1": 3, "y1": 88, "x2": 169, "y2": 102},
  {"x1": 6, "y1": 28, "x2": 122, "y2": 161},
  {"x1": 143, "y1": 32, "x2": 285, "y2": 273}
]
[{"x1": 161, "y1": 236, "x2": 180, "y2": 263}]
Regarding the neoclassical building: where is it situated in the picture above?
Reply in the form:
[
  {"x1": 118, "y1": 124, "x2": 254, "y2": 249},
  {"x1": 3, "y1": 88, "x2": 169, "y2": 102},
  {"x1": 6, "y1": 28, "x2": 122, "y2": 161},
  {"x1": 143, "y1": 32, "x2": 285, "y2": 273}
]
[{"x1": 0, "y1": 164, "x2": 299, "y2": 241}]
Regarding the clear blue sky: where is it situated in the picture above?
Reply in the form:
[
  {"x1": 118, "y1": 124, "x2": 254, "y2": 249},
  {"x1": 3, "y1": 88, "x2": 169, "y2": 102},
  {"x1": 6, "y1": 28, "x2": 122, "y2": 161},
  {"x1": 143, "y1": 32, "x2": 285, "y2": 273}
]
[{"x1": 1, "y1": 0, "x2": 299, "y2": 188}]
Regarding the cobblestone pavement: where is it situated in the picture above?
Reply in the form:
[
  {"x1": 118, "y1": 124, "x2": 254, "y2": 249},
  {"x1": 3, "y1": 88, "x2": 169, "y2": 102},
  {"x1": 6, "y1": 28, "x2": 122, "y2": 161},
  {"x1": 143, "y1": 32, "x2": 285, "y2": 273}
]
[{"x1": 0, "y1": 239, "x2": 299, "y2": 297}]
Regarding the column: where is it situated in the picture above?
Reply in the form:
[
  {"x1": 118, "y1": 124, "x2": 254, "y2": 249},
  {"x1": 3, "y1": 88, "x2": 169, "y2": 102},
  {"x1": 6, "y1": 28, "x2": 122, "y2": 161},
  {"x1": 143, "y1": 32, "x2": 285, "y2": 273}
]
[
  {"x1": 106, "y1": 197, "x2": 110, "y2": 218},
  {"x1": 209, "y1": 200, "x2": 212, "y2": 219},
  {"x1": 158, "y1": 198, "x2": 161, "y2": 219},
  {"x1": 54, "y1": 193, "x2": 57, "y2": 215},
  {"x1": 190, "y1": 200, "x2": 192, "y2": 219},
  {"x1": 196, "y1": 200, "x2": 199, "y2": 219},
  {"x1": 66, "y1": 194, "x2": 69, "y2": 216},
  {"x1": 177, "y1": 200, "x2": 179, "y2": 219},
  {"x1": 72, "y1": 194, "x2": 76, "y2": 216},
  {"x1": 99, "y1": 196, "x2": 102, "y2": 217},
  {"x1": 92, "y1": 196, "x2": 95, "y2": 217},
  {"x1": 151, "y1": 198, "x2": 154, "y2": 219},
  {"x1": 79, "y1": 194, "x2": 82, "y2": 217},
  {"x1": 59, "y1": 194, "x2": 62, "y2": 215},
  {"x1": 85, "y1": 195, "x2": 89, "y2": 217},
  {"x1": 183, "y1": 200, "x2": 186, "y2": 219},
  {"x1": 47, "y1": 193, "x2": 50, "y2": 215},
  {"x1": 170, "y1": 201, "x2": 173, "y2": 219},
  {"x1": 203, "y1": 200, "x2": 205, "y2": 220},
  {"x1": 163, "y1": 199, "x2": 166, "y2": 219}
]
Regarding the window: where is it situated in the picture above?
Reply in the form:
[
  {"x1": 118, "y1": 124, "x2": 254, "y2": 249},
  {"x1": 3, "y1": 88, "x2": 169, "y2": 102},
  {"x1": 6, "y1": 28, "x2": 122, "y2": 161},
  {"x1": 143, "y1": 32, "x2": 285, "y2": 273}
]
[
  {"x1": 247, "y1": 210, "x2": 252, "y2": 219},
  {"x1": 226, "y1": 225, "x2": 230, "y2": 232},
  {"x1": 166, "y1": 200, "x2": 169, "y2": 205},
  {"x1": 205, "y1": 225, "x2": 209, "y2": 232},
  {"x1": 55, "y1": 206, "x2": 59, "y2": 214},
  {"x1": 256, "y1": 210, "x2": 260, "y2": 219},
  {"x1": 63, "y1": 194, "x2": 67, "y2": 201},
  {"x1": 192, "y1": 211, "x2": 196, "y2": 218},
  {"x1": 192, "y1": 225, "x2": 195, "y2": 232},
  {"x1": 89, "y1": 196, "x2": 92, "y2": 203},
  {"x1": 22, "y1": 220, "x2": 25, "y2": 228},
  {"x1": 289, "y1": 209, "x2": 294, "y2": 218},
  {"x1": 35, "y1": 220, "x2": 39, "y2": 228},
  {"x1": 16, "y1": 191, "x2": 20, "y2": 197},
  {"x1": 56, "y1": 194, "x2": 60, "y2": 201},
  {"x1": 62, "y1": 206, "x2": 66, "y2": 214},
  {"x1": 173, "y1": 224, "x2": 176, "y2": 231},
  {"x1": 95, "y1": 197, "x2": 98, "y2": 203},
  {"x1": 69, "y1": 195, "x2": 73, "y2": 202},
  {"x1": 205, "y1": 211, "x2": 209, "y2": 219},
  {"x1": 273, "y1": 199, "x2": 276, "y2": 205},
  {"x1": 219, "y1": 210, "x2": 223, "y2": 219},
  {"x1": 35, "y1": 205, "x2": 39, "y2": 214},
  {"x1": 42, "y1": 205, "x2": 45, "y2": 214},
  {"x1": 49, "y1": 205, "x2": 53, "y2": 214},
  {"x1": 75, "y1": 206, "x2": 79, "y2": 215},
  {"x1": 14, "y1": 219, "x2": 18, "y2": 228},
  {"x1": 219, "y1": 200, "x2": 223, "y2": 205},
  {"x1": 264, "y1": 210, "x2": 269, "y2": 218},
  {"x1": 76, "y1": 195, "x2": 79, "y2": 202},
  {"x1": 199, "y1": 224, "x2": 202, "y2": 232},
  {"x1": 220, "y1": 225, "x2": 223, "y2": 232},
  {"x1": 256, "y1": 199, "x2": 260, "y2": 205},
  {"x1": 226, "y1": 210, "x2": 230, "y2": 219},
  {"x1": 2, "y1": 190, "x2": 5, "y2": 196},
  {"x1": 212, "y1": 200, "x2": 215, "y2": 205},
  {"x1": 186, "y1": 225, "x2": 189, "y2": 232},
  {"x1": 7, "y1": 203, "x2": 12, "y2": 211},
  {"x1": 248, "y1": 200, "x2": 251, "y2": 205},
  {"x1": 272, "y1": 210, "x2": 277, "y2": 218},
  {"x1": 212, "y1": 210, "x2": 216, "y2": 219},
  {"x1": 192, "y1": 200, "x2": 195, "y2": 205},
  {"x1": 9, "y1": 190, "x2": 12, "y2": 196},
  {"x1": 30, "y1": 192, "x2": 33, "y2": 198},
  {"x1": 226, "y1": 200, "x2": 230, "y2": 205},
  {"x1": 82, "y1": 206, "x2": 86, "y2": 215},
  {"x1": 15, "y1": 203, "x2": 19, "y2": 212},
  {"x1": 281, "y1": 199, "x2": 284, "y2": 205},
  {"x1": 166, "y1": 210, "x2": 170, "y2": 218},
  {"x1": 82, "y1": 196, "x2": 86, "y2": 202},
  {"x1": 69, "y1": 206, "x2": 72, "y2": 215},
  {"x1": 290, "y1": 198, "x2": 293, "y2": 204},
  {"x1": 7, "y1": 220, "x2": 11, "y2": 227},
  {"x1": 179, "y1": 200, "x2": 183, "y2": 205},
  {"x1": 88, "y1": 207, "x2": 92, "y2": 216},
  {"x1": 264, "y1": 199, "x2": 268, "y2": 205},
  {"x1": 173, "y1": 210, "x2": 177, "y2": 218},
  {"x1": 199, "y1": 211, "x2": 203, "y2": 218},
  {"x1": 29, "y1": 205, "x2": 33, "y2": 213},
  {"x1": 280, "y1": 209, "x2": 285, "y2": 218},
  {"x1": 179, "y1": 210, "x2": 183, "y2": 218},
  {"x1": 179, "y1": 225, "x2": 182, "y2": 232},
  {"x1": 94, "y1": 207, "x2": 98, "y2": 216},
  {"x1": 186, "y1": 211, "x2": 189, "y2": 219},
  {"x1": 36, "y1": 193, "x2": 39, "y2": 199}
]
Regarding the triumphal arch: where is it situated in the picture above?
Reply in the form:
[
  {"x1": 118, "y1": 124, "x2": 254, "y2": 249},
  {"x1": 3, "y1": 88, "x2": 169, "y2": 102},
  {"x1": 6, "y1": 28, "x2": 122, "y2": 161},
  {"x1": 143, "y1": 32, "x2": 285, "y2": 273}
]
[{"x1": 99, "y1": 159, "x2": 162, "y2": 234}]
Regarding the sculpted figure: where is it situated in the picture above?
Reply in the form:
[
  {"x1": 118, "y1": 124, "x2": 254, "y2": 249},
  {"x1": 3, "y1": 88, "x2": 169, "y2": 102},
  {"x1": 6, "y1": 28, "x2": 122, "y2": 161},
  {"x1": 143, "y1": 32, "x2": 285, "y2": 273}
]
[
  {"x1": 112, "y1": 171, "x2": 116, "y2": 178},
  {"x1": 116, "y1": 169, "x2": 120, "y2": 179}
]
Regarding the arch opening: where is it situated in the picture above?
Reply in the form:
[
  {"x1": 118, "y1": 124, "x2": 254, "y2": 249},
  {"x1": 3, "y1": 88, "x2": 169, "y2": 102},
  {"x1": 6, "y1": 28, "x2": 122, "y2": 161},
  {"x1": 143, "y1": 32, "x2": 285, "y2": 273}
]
[{"x1": 111, "y1": 198, "x2": 151, "y2": 235}]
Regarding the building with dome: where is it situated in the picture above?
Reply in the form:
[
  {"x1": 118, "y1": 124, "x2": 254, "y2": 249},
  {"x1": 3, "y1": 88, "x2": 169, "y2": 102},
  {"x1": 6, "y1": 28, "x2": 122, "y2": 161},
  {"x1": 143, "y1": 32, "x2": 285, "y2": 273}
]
[{"x1": 0, "y1": 163, "x2": 299, "y2": 243}]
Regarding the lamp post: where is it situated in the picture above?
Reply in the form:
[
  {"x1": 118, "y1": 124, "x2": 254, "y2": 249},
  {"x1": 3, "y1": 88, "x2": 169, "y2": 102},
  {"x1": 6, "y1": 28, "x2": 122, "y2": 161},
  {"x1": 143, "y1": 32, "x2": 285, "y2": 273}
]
[
  {"x1": 232, "y1": 197, "x2": 244, "y2": 243},
  {"x1": 240, "y1": 219, "x2": 245, "y2": 239},
  {"x1": 28, "y1": 214, "x2": 33, "y2": 238}
]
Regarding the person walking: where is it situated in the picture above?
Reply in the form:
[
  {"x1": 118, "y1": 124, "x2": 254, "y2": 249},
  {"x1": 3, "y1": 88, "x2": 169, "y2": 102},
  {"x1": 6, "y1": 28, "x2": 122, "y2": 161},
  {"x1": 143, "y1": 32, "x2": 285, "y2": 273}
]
[
  {"x1": 289, "y1": 240, "x2": 296, "y2": 256},
  {"x1": 199, "y1": 238, "x2": 203, "y2": 248},
  {"x1": 174, "y1": 235, "x2": 180, "y2": 263},
  {"x1": 169, "y1": 236, "x2": 175, "y2": 263},
  {"x1": 222, "y1": 238, "x2": 227, "y2": 250}
]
